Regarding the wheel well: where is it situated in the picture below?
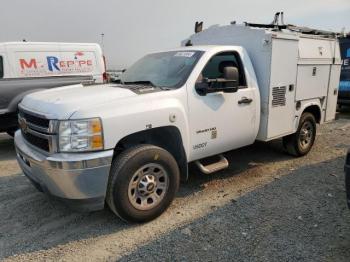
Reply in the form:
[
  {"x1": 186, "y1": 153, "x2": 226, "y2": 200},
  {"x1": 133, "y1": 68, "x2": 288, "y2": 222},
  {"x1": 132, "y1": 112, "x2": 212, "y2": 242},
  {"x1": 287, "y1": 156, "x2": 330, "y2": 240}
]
[
  {"x1": 113, "y1": 126, "x2": 188, "y2": 182},
  {"x1": 303, "y1": 105, "x2": 321, "y2": 123}
]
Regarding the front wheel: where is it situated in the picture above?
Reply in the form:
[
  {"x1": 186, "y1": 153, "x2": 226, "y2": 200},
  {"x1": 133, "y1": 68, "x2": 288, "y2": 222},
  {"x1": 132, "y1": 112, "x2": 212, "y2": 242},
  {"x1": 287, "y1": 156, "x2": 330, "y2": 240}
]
[
  {"x1": 283, "y1": 112, "x2": 317, "y2": 157},
  {"x1": 106, "y1": 145, "x2": 180, "y2": 223}
]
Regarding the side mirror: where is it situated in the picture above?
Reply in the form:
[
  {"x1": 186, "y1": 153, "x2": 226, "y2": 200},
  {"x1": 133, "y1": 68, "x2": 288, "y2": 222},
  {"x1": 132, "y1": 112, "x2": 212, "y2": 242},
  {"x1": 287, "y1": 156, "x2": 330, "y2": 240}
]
[
  {"x1": 223, "y1": 66, "x2": 239, "y2": 89},
  {"x1": 195, "y1": 66, "x2": 239, "y2": 96}
]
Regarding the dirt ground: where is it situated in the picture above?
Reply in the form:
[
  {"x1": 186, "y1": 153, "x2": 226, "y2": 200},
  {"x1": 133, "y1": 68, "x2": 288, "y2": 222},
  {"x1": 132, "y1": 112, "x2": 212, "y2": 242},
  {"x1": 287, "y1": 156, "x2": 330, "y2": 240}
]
[{"x1": 0, "y1": 108, "x2": 350, "y2": 261}]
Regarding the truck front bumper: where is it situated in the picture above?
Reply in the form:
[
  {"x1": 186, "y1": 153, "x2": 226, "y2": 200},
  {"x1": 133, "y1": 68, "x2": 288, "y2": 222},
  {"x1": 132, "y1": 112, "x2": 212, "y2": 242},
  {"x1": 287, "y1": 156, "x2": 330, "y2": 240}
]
[{"x1": 14, "y1": 131, "x2": 113, "y2": 211}]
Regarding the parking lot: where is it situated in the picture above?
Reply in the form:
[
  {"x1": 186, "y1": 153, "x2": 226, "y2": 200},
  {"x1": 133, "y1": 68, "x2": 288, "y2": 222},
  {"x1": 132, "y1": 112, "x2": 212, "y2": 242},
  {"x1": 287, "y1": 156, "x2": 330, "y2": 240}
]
[{"x1": 0, "y1": 109, "x2": 350, "y2": 261}]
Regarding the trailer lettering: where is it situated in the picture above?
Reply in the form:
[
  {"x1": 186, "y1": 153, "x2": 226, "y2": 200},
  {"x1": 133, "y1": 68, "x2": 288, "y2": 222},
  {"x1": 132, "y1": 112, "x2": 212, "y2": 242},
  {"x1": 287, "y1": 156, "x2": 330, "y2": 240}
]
[
  {"x1": 19, "y1": 59, "x2": 37, "y2": 69},
  {"x1": 47, "y1": 56, "x2": 60, "y2": 71}
]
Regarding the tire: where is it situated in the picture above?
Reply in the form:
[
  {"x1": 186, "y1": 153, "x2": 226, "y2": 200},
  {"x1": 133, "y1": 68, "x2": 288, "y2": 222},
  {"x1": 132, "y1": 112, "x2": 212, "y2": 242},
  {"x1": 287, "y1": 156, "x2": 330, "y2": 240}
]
[
  {"x1": 283, "y1": 112, "x2": 317, "y2": 157},
  {"x1": 106, "y1": 144, "x2": 180, "y2": 223}
]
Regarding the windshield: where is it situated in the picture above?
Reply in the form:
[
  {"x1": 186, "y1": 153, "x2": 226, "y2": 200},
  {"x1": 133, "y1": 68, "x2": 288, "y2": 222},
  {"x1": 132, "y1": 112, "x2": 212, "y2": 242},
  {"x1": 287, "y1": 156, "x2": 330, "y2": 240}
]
[{"x1": 121, "y1": 50, "x2": 203, "y2": 88}]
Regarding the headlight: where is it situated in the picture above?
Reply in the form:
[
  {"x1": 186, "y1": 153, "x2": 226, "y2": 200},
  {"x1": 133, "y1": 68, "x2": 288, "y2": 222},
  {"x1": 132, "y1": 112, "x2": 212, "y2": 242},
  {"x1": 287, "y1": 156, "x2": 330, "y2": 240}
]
[{"x1": 58, "y1": 118, "x2": 104, "y2": 152}]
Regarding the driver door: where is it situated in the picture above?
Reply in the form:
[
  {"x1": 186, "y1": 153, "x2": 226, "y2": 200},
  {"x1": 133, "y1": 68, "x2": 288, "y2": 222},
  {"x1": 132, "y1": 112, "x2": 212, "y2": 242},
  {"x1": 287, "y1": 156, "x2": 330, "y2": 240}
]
[{"x1": 187, "y1": 51, "x2": 257, "y2": 161}]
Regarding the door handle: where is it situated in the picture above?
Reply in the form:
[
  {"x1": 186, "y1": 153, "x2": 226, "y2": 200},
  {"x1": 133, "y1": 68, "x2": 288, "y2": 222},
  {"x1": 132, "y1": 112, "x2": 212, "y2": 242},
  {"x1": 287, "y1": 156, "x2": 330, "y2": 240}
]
[{"x1": 238, "y1": 97, "x2": 253, "y2": 104}]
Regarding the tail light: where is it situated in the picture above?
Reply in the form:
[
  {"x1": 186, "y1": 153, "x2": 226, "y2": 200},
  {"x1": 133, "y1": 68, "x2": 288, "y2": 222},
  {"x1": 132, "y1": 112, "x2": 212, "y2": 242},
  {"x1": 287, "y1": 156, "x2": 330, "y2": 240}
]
[
  {"x1": 102, "y1": 55, "x2": 107, "y2": 83},
  {"x1": 103, "y1": 72, "x2": 108, "y2": 83}
]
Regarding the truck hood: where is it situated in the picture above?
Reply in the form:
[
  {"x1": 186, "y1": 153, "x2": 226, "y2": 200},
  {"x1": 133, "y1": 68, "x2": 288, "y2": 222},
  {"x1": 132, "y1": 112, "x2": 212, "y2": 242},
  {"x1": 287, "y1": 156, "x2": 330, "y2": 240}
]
[{"x1": 20, "y1": 84, "x2": 138, "y2": 119}]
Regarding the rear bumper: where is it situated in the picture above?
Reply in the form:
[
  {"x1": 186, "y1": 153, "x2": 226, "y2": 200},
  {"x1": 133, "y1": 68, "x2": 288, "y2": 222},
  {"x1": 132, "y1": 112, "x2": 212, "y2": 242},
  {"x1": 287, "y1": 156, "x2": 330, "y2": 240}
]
[{"x1": 14, "y1": 131, "x2": 113, "y2": 211}]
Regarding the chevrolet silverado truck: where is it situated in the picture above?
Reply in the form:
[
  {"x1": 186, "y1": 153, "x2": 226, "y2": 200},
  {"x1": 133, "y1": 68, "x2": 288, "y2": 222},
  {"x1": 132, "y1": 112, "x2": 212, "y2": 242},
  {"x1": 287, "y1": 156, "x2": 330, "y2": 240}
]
[{"x1": 14, "y1": 24, "x2": 341, "y2": 222}]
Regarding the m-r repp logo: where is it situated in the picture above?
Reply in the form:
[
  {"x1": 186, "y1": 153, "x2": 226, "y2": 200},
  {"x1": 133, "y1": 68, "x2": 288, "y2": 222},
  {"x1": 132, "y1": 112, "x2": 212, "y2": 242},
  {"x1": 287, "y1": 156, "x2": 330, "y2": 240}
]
[{"x1": 18, "y1": 51, "x2": 94, "y2": 76}]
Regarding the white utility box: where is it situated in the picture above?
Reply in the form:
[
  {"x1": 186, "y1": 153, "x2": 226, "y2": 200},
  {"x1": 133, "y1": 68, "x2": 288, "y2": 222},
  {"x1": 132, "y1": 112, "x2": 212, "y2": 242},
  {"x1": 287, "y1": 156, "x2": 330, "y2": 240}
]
[{"x1": 183, "y1": 24, "x2": 342, "y2": 141}]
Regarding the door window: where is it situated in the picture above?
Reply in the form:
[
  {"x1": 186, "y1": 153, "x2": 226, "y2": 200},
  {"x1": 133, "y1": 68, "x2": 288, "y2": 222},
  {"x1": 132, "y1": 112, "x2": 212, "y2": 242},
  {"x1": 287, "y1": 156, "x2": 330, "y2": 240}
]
[
  {"x1": 0, "y1": 56, "x2": 3, "y2": 78},
  {"x1": 200, "y1": 52, "x2": 246, "y2": 87}
]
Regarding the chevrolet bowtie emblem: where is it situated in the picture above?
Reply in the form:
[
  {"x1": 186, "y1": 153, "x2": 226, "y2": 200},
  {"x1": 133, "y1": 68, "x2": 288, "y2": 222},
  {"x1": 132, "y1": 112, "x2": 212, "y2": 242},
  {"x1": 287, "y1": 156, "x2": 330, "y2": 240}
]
[{"x1": 19, "y1": 117, "x2": 28, "y2": 133}]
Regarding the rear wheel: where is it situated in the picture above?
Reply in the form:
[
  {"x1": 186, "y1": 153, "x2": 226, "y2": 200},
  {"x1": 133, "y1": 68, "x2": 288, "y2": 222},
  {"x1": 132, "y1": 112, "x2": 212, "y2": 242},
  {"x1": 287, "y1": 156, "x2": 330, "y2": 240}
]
[
  {"x1": 283, "y1": 112, "x2": 316, "y2": 157},
  {"x1": 106, "y1": 144, "x2": 180, "y2": 223}
]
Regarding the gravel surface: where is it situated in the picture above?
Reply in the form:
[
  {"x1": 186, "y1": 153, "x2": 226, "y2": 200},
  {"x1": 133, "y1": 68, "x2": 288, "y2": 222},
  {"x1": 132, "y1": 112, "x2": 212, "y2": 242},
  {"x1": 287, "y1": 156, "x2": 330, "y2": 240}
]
[
  {"x1": 120, "y1": 154, "x2": 350, "y2": 262},
  {"x1": 0, "y1": 110, "x2": 350, "y2": 261}
]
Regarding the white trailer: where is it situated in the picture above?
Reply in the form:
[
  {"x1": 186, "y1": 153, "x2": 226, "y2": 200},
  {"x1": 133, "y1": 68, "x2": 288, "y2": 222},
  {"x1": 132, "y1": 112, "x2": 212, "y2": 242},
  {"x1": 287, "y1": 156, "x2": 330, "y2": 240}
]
[
  {"x1": 0, "y1": 42, "x2": 107, "y2": 135},
  {"x1": 0, "y1": 42, "x2": 106, "y2": 81}
]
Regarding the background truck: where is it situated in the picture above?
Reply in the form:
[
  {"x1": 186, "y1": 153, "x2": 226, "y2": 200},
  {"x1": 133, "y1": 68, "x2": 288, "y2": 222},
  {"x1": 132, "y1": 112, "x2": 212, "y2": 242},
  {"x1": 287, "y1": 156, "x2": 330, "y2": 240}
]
[
  {"x1": 14, "y1": 23, "x2": 341, "y2": 222},
  {"x1": 345, "y1": 149, "x2": 350, "y2": 209},
  {"x1": 338, "y1": 36, "x2": 350, "y2": 107},
  {"x1": 0, "y1": 42, "x2": 106, "y2": 135}
]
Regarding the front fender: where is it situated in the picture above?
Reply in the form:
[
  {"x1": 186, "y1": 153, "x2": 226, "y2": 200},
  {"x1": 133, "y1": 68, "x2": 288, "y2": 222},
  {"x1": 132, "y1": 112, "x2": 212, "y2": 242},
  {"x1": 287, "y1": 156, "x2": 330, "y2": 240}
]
[
  {"x1": 106, "y1": 101, "x2": 189, "y2": 155},
  {"x1": 71, "y1": 93, "x2": 191, "y2": 159}
]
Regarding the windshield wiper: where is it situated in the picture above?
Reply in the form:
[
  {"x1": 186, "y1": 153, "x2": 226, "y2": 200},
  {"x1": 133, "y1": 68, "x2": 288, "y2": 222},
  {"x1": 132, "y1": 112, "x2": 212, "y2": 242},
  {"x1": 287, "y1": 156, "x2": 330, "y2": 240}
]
[
  {"x1": 124, "y1": 80, "x2": 156, "y2": 87},
  {"x1": 123, "y1": 80, "x2": 172, "y2": 91}
]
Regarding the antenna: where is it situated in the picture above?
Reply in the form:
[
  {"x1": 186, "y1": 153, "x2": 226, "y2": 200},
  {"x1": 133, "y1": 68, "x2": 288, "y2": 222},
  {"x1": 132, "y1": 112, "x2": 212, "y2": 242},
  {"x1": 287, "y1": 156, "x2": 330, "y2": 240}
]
[{"x1": 100, "y1": 33, "x2": 105, "y2": 52}]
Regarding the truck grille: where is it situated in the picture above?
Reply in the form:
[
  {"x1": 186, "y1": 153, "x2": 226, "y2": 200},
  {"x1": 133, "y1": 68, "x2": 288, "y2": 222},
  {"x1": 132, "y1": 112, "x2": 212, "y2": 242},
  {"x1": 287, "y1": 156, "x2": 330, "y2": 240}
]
[
  {"x1": 22, "y1": 131, "x2": 50, "y2": 152},
  {"x1": 18, "y1": 109, "x2": 55, "y2": 153},
  {"x1": 20, "y1": 111, "x2": 50, "y2": 129}
]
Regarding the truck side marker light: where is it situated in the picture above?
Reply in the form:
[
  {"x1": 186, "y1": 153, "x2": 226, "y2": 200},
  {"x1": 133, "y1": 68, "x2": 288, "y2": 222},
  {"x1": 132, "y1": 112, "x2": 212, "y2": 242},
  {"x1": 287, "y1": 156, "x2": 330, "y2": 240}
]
[{"x1": 91, "y1": 135, "x2": 103, "y2": 149}]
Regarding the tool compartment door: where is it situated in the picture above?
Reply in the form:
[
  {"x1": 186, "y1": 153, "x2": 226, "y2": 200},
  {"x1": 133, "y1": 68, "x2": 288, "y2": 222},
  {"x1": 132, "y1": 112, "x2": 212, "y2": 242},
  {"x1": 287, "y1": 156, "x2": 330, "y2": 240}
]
[
  {"x1": 267, "y1": 38, "x2": 299, "y2": 139},
  {"x1": 325, "y1": 65, "x2": 341, "y2": 121},
  {"x1": 325, "y1": 41, "x2": 342, "y2": 122}
]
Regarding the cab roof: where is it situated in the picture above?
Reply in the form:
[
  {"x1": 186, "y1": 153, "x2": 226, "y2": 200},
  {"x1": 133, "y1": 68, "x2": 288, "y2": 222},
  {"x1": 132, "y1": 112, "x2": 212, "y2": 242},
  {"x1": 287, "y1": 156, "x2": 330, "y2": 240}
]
[{"x1": 154, "y1": 45, "x2": 243, "y2": 54}]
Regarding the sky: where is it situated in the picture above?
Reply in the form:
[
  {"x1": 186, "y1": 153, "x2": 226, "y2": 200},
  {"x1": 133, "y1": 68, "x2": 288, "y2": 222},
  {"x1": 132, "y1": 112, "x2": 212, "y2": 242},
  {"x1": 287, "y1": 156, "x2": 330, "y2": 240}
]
[{"x1": 1, "y1": 0, "x2": 349, "y2": 69}]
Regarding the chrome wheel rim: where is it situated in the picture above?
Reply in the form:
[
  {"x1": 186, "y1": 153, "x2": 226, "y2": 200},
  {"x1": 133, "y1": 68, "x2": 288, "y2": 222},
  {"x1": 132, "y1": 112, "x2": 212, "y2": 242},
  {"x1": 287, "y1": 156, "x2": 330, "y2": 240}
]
[
  {"x1": 299, "y1": 121, "x2": 314, "y2": 150},
  {"x1": 128, "y1": 163, "x2": 169, "y2": 211}
]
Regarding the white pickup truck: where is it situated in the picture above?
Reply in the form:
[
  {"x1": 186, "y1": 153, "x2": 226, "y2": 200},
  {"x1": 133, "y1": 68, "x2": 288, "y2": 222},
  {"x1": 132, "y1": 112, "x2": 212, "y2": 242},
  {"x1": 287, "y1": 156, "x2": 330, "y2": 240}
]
[{"x1": 15, "y1": 24, "x2": 341, "y2": 222}]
